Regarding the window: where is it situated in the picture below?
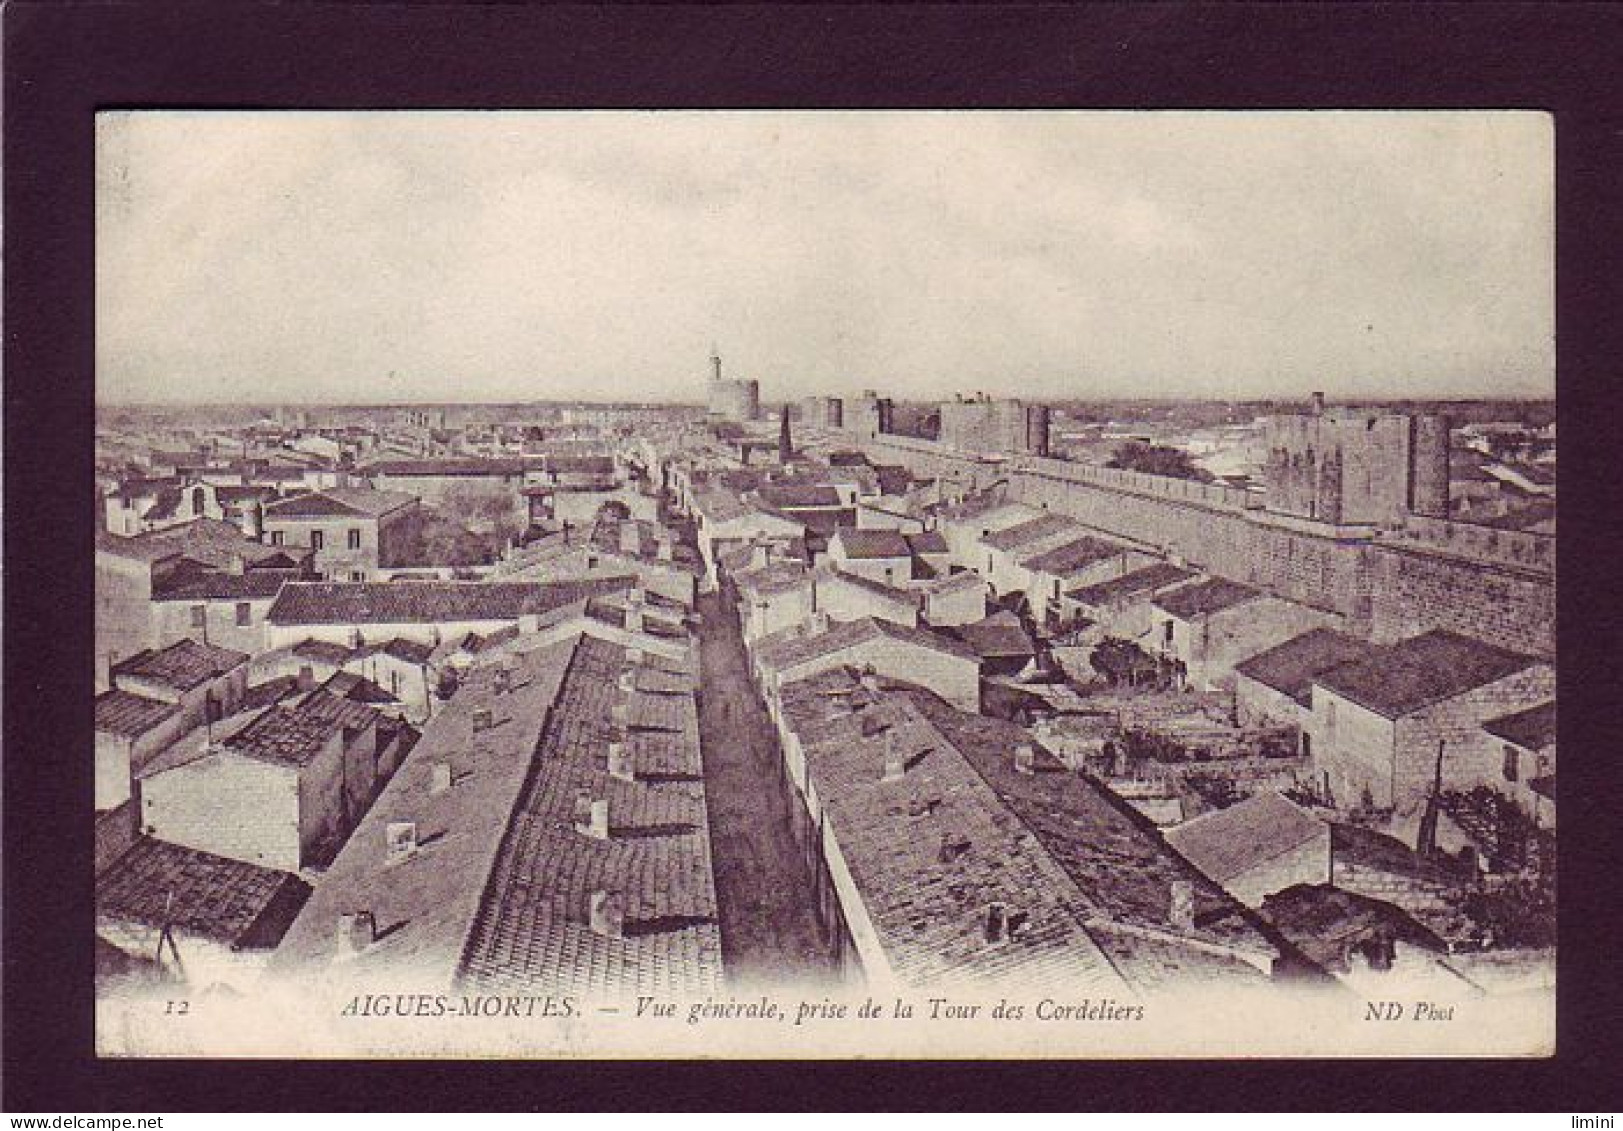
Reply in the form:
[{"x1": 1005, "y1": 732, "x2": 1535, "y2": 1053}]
[
  {"x1": 191, "y1": 486, "x2": 206, "y2": 516},
  {"x1": 190, "y1": 605, "x2": 207, "y2": 629},
  {"x1": 269, "y1": 530, "x2": 284, "y2": 546},
  {"x1": 351, "y1": 571, "x2": 366, "y2": 582},
  {"x1": 235, "y1": 602, "x2": 252, "y2": 627},
  {"x1": 1325, "y1": 699, "x2": 1337, "y2": 735},
  {"x1": 1503, "y1": 744, "x2": 1519, "y2": 783},
  {"x1": 310, "y1": 530, "x2": 324, "y2": 551},
  {"x1": 348, "y1": 528, "x2": 362, "y2": 550},
  {"x1": 1163, "y1": 619, "x2": 1174, "y2": 646},
  {"x1": 1301, "y1": 732, "x2": 1312, "y2": 759},
  {"x1": 390, "y1": 669, "x2": 402, "y2": 696}
]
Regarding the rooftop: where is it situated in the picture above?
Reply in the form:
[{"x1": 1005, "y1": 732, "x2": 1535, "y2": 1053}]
[
  {"x1": 266, "y1": 488, "x2": 418, "y2": 520},
  {"x1": 1163, "y1": 792, "x2": 1326, "y2": 885},
  {"x1": 952, "y1": 610, "x2": 1035, "y2": 660},
  {"x1": 1315, "y1": 630, "x2": 1544, "y2": 719},
  {"x1": 1018, "y1": 535, "x2": 1125, "y2": 576},
  {"x1": 267, "y1": 577, "x2": 634, "y2": 627},
  {"x1": 832, "y1": 528, "x2": 912, "y2": 560},
  {"x1": 1067, "y1": 562, "x2": 1196, "y2": 606},
  {"x1": 95, "y1": 689, "x2": 181, "y2": 739},
  {"x1": 1482, "y1": 701, "x2": 1557, "y2": 751},
  {"x1": 755, "y1": 615, "x2": 978, "y2": 675},
  {"x1": 111, "y1": 638, "x2": 249, "y2": 692},
  {"x1": 981, "y1": 513, "x2": 1077, "y2": 552},
  {"x1": 1152, "y1": 577, "x2": 1262, "y2": 620},
  {"x1": 1234, "y1": 627, "x2": 1377, "y2": 706},
  {"x1": 151, "y1": 570, "x2": 293, "y2": 602},
  {"x1": 779, "y1": 669, "x2": 1124, "y2": 992},
  {"x1": 96, "y1": 837, "x2": 310, "y2": 949}
]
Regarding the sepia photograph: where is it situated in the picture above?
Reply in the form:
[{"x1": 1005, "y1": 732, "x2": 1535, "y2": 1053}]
[{"x1": 90, "y1": 109, "x2": 1556, "y2": 1060}]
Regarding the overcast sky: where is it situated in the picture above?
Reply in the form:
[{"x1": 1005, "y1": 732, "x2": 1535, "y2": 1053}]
[{"x1": 97, "y1": 111, "x2": 1552, "y2": 405}]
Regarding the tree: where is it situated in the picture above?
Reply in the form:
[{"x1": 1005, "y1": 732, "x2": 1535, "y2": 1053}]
[{"x1": 1106, "y1": 441, "x2": 1211, "y2": 483}]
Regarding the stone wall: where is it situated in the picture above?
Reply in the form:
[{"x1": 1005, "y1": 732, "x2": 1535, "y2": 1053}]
[{"x1": 861, "y1": 435, "x2": 1553, "y2": 658}]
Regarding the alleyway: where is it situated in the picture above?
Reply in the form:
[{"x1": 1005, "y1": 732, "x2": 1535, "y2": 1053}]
[{"x1": 695, "y1": 590, "x2": 836, "y2": 988}]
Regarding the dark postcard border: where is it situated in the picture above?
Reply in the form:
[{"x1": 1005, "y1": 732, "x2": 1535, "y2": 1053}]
[{"x1": 5, "y1": 0, "x2": 1621, "y2": 1114}]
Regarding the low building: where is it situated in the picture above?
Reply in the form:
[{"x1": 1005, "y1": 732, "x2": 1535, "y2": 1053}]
[
  {"x1": 752, "y1": 615, "x2": 982, "y2": 716},
  {"x1": 1163, "y1": 792, "x2": 1331, "y2": 907},
  {"x1": 976, "y1": 513, "x2": 1080, "y2": 598},
  {"x1": 263, "y1": 488, "x2": 420, "y2": 581},
  {"x1": 110, "y1": 638, "x2": 250, "y2": 731},
  {"x1": 916, "y1": 570, "x2": 988, "y2": 628},
  {"x1": 139, "y1": 691, "x2": 385, "y2": 871},
  {"x1": 95, "y1": 690, "x2": 188, "y2": 810},
  {"x1": 1233, "y1": 627, "x2": 1376, "y2": 733},
  {"x1": 1149, "y1": 578, "x2": 1332, "y2": 691},
  {"x1": 1066, "y1": 561, "x2": 1196, "y2": 641},
  {"x1": 952, "y1": 610, "x2": 1036, "y2": 678},
  {"x1": 1482, "y1": 701, "x2": 1557, "y2": 829},
  {"x1": 96, "y1": 837, "x2": 311, "y2": 993},
  {"x1": 826, "y1": 528, "x2": 914, "y2": 587},
  {"x1": 1306, "y1": 630, "x2": 1555, "y2": 816}
]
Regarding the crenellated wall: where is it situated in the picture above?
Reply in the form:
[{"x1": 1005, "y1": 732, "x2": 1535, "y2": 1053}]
[{"x1": 859, "y1": 434, "x2": 1553, "y2": 658}]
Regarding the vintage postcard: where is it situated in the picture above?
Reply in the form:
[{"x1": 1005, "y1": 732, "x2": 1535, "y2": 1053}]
[{"x1": 92, "y1": 110, "x2": 1555, "y2": 1059}]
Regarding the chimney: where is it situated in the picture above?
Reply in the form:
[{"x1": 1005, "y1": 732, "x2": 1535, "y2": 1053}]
[
  {"x1": 608, "y1": 741, "x2": 635, "y2": 782},
  {"x1": 750, "y1": 542, "x2": 770, "y2": 570},
  {"x1": 619, "y1": 522, "x2": 642, "y2": 557},
  {"x1": 617, "y1": 669, "x2": 636, "y2": 693},
  {"x1": 655, "y1": 535, "x2": 674, "y2": 562},
  {"x1": 296, "y1": 665, "x2": 316, "y2": 693},
  {"x1": 881, "y1": 729, "x2": 905, "y2": 782},
  {"x1": 1014, "y1": 743, "x2": 1036, "y2": 776},
  {"x1": 610, "y1": 699, "x2": 630, "y2": 731},
  {"x1": 628, "y1": 586, "x2": 646, "y2": 606},
  {"x1": 385, "y1": 821, "x2": 418, "y2": 863},
  {"x1": 492, "y1": 666, "x2": 511, "y2": 694},
  {"x1": 574, "y1": 792, "x2": 610, "y2": 840},
  {"x1": 625, "y1": 603, "x2": 645, "y2": 634},
  {"x1": 807, "y1": 610, "x2": 830, "y2": 636},
  {"x1": 1310, "y1": 391, "x2": 1326, "y2": 417},
  {"x1": 430, "y1": 762, "x2": 453, "y2": 794},
  {"x1": 336, "y1": 911, "x2": 376, "y2": 957},
  {"x1": 471, "y1": 706, "x2": 493, "y2": 731},
  {"x1": 588, "y1": 889, "x2": 625, "y2": 938},
  {"x1": 858, "y1": 667, "x2": 881, "y2": 695},
  {"x1": 626, "y1": 646, "x2": 644, "y2": 665},
  {"x1": 984, "y1": 902, "x2": 1007, "y2": 943},
  {"x1": 1169, "y1": 880, "x2": 1195, "y2": 931}
]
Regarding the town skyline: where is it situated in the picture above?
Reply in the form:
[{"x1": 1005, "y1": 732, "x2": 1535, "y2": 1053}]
[{"x1": 98, "y1": 111, "x2": 1553, "y2": 406}]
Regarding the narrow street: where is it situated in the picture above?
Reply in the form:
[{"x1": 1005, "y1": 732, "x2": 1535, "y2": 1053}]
[{"x1": 695, "y1": 589, "x2": 836, "y2": 988}]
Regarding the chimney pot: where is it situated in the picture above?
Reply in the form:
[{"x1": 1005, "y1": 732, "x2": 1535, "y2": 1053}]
[
  {"x1": 336, "y1": 911, "x2": 376, "y2": 957},
  {"x1": 608, "y1": 741, "x2": 634, "y2": 782},
  {"x1": 588, "y1": 889, "x2": 625, "y2": 937},
  {"x1": 984, "y1": 902, "x2": 1007, "y2": 944},
  {"x1": 618, "y1": 669, "x2": 636, "y2": 692},
  {"x1": 1014, "y1": 743, "x2": 1036, "y2": 776},
  {"x1": 471, "y1": 706, "x2": 493, "y2": 731},
  {"x1": 385, "y1": 821, "x2": 418, "y2": 862},
  {"x1": 1170, "y1": 879, "x2": 1195, "y2": 931},
  {"x1": 882, "y1": 729, "x2": 906, "y2": 782},
  {"x1": 430, "y1": 762, "x2": 453, "y2": 794},
  {"x1": 575, "y1": 792, "x2": 610, "y2": 839}
]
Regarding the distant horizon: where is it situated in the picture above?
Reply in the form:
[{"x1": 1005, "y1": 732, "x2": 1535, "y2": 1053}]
[{"x1": 99, "y1": 111, "x2": 1553, "y2": 405}]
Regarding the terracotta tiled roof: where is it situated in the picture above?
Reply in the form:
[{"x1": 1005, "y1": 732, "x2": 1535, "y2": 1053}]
[
  {"x1": 1314, "y1": 630, "x2": 1543, "y2": 719},
  {"x1": 1018, "y1": 535, "x2": 1125, "y2": 575},
  {"x1": 96, "y1": 837, "x2": 310, "y2": 949},
  {"x1": 1067, "y1": 562, "x2": 1195, "y2": 606},
  {"x1": 1482, "y1": 701, "x2": 1556, "y2": 751},
  {"x1": 1234, "y1": 627, "x2": 1376, "y2": 706},
  {"x1": 1151, "y1": 577, "x2": 1261, "y2": 620},
  {"x1": 755, "y1": 616, "x2": 977, "y2": 675},
  {"x1": 832, "y1": 528, "x2": 911, "y2": 560},
  {"x1": 981, "y1": 513, "x2": 1076, "y2": 552},
  {"x1": 1163, "y1": 792, "x2": 1326, "y2": 885},
  {"x1": 267, "y1": 577, "x2": 634, "y2": 626},
  {"x1": 266, "y1": 488, "x2": 417, "y2": 520},
  {"x1": 151, "y1": 571, "x2": 293, "y2": 602},
  {"x1": 779, "y1": 668, "x2": 1123, "y2": 992},
  {"x1": 95, "y1": 689, "x2": 181, "y2": 738},
  {"x1": 111, "y1": 638, "x2": 248, "y2": 692}
]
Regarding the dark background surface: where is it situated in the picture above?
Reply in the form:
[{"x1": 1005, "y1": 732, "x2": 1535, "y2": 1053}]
[{"x1": 5, "y1": 1, "x2": 1621, "y2": 1112}]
